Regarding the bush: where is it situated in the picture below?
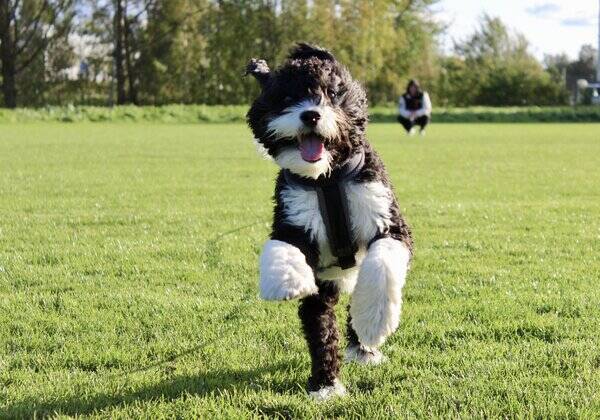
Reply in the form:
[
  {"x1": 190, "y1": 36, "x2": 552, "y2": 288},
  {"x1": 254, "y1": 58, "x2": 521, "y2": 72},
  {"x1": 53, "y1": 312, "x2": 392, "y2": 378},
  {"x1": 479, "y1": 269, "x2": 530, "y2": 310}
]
[
  {"x1": 370, "y1": 106, "x2": 600, "y2": 123},
  {"x1": 0, "y1": 105, "x2": 599, "y2": 124}
]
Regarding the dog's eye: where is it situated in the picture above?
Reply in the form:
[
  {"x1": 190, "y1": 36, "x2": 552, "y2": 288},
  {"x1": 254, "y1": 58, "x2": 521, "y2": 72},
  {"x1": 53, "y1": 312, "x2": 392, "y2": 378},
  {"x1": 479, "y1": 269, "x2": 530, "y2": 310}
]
[
  {"x1": 327, "y1": 89, "x2": 337, "y2": 99},
  {"x1": 283, "y1": 96, "x2": 294, "y2": 104}
]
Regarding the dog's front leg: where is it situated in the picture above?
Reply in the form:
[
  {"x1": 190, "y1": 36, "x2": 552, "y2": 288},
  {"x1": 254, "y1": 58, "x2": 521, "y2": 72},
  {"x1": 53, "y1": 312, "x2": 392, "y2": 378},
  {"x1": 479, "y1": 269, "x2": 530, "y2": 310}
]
[
  {"x1": 259, "y1": 239, "x2": 318, "y2": 301},
  {"x1": 299, "y1": 280, "x2": 346, "y2": 400},
  {"x1": 347, "y1": 237, "x2": 410, "y2": 361}
]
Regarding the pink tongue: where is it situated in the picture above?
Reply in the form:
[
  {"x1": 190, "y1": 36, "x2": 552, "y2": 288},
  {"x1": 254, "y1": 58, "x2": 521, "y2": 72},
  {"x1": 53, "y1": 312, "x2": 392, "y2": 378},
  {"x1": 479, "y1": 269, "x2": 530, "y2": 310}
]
[{"x1": 299, "y1": 137, "x2": 324, "y2": 162}]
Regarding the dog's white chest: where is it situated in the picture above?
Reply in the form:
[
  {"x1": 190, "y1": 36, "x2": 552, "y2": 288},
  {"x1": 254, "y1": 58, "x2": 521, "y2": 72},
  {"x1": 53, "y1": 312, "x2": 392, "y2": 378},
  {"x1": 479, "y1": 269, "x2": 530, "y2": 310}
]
[{"x1": 281, "y1": 180, "x2": 393, "y2": 280}]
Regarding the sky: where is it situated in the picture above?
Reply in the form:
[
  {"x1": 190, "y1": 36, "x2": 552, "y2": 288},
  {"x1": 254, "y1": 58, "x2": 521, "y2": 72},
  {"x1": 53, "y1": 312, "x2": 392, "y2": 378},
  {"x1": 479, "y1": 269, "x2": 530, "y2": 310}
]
[{"x1": 435, "y1": 0, "x2": 599, "y2": 60}]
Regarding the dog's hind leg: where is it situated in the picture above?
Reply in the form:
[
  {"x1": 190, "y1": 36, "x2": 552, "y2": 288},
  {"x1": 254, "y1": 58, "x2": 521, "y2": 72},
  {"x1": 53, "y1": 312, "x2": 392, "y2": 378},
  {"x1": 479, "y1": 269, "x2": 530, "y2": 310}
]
[
  {"x1": 299, "y1": 280, "x2": 346, "y2": 400},
  {"x1": 349, "y1": 237, "x2": 410, "y2": 351}
]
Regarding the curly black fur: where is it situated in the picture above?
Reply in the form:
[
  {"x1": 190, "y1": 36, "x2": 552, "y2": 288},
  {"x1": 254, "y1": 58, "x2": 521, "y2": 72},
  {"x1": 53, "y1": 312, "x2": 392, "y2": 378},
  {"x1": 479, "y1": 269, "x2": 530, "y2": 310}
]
[
  {"x1": 299, "y1": 280, "x2": 341, "y2": 390},
  {"x1": 345, "y1": 307, "x2": 360, "y2": 348}
]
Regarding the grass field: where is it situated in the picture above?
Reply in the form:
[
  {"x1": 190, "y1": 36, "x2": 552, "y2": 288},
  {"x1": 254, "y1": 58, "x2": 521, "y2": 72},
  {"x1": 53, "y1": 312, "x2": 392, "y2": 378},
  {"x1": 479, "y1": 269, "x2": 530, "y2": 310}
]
[{"x1": 1, "y1": 122, "x2": 599, "y2": 418}]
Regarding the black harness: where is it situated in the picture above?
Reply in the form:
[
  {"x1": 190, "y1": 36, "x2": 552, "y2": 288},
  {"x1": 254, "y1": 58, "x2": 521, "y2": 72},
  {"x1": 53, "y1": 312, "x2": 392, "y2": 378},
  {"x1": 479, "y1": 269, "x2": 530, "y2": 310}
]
[
  {"x1": 283, "y1": 150, "x2": 365, "y2": 269},
  {"x1": 403, "y1": 92, "x2": 424, "y2": 111}
]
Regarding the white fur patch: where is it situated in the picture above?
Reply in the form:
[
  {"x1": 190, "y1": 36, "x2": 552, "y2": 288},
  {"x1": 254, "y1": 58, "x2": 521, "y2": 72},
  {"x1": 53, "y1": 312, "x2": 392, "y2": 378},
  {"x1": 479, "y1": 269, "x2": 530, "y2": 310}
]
[
  {"x1": 259, "y1": 240, "x2": 318, "y2": 301},
  {"x1": 275, "y1": 147, "x2": 332, "y2": 179},
  {"x1": 322, "y1": 262, "x2": 360, "y2": 291},
  {"x1": 267, "y1": 98, "x2": 340, "y2": 141},
  {"x1": 346, "y1": 181, "x2": 392, "y2": 242},
  {"x1": 280, "y1": 183, "x2": 356, "y2": 284},
  {"x1": 308, "y1": 379, "x2": 346, "y2": 401},
  {"x1": 253, "y1": 138, "x2": 272, "y2": 160},
  {"x1": 280, "y1": 180, "x2": 393, "y2": 291},
  {"x1": 266, "y1": 98, "x2": 340, "y2": 179},
  {"x1": 280, "y1": 186, "x2": 326, "y2": 245},
  {"x1": 345, "y1": 344, "x2": 386, "y2": 365},
  {"x1": 350, "y1": 237, "x2": 410, "y2": 348}
]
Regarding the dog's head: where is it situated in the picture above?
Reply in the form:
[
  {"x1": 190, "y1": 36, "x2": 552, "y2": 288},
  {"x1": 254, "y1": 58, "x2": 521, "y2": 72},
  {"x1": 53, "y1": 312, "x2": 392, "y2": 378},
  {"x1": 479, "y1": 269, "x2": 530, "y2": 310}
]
[{"x1": 246, "y1": 43, "x2": 368, "y2": 179}]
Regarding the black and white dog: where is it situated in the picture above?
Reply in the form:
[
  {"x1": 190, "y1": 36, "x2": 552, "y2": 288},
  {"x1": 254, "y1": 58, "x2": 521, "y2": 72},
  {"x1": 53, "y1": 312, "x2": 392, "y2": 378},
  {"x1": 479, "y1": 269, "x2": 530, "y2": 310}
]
[{"x1": 246, "y1": 44, "x2": 413, "y2": 400}]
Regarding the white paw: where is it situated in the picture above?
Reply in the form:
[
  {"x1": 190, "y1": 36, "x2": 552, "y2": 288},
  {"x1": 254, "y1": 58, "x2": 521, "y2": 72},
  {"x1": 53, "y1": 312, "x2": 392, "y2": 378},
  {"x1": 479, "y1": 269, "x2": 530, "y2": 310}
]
[
  {"x1": 259, "y1": 240, "x2": 318, "y2": 301},
  {"x1": 345, "y1": 345, "x2": 387, "y2": 365},
  {"x1": 308, "y1": 379, "x2": 347, "y2": 401},
  {"x1": 350, "y1": 238, "x2": 410, "y2": 347}
]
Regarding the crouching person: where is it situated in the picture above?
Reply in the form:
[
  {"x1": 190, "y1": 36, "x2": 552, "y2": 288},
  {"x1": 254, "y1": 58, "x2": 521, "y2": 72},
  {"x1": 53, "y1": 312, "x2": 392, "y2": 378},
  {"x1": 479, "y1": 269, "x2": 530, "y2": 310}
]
[{"x1": 397, "y1": 79, "x2": 432, "y2": 136}]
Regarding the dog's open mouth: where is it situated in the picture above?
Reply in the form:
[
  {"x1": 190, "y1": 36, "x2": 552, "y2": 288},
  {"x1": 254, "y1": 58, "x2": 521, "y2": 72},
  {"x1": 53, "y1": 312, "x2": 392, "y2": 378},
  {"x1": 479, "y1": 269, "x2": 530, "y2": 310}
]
[{"x1": 299, "y1": 134, "x2": 324, "y2": 162}]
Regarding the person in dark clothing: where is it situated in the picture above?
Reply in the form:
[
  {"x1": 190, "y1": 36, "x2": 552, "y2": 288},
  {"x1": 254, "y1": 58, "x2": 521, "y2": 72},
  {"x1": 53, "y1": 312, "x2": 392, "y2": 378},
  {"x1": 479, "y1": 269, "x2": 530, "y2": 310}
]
[{"x1": 397, "y1": 79, "x2": 432, "y2": 136}]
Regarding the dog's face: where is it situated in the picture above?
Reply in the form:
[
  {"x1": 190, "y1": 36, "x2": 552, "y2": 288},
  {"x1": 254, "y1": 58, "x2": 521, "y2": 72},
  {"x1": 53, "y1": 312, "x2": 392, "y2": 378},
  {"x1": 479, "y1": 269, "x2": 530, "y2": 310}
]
[{"x1": 247, "y1": 44, "x2": 368, "y2": 179}]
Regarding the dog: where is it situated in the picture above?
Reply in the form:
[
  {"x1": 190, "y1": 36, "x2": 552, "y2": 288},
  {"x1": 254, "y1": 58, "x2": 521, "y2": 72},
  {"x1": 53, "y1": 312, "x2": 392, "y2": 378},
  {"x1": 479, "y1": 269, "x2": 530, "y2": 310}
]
[{"x1": 246, "y1": 43, "x2": 413, "y2": 400}]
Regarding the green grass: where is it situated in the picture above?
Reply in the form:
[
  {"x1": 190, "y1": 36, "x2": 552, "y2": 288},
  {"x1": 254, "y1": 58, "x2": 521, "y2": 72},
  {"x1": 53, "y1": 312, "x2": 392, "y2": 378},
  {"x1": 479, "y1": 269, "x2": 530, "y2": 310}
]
[
  {"x1": 1, "y1": 123, "x2": 599, "y2": 418},
  {"x1": 1, "y1": 104, "x2": 600, "y2": 124}
]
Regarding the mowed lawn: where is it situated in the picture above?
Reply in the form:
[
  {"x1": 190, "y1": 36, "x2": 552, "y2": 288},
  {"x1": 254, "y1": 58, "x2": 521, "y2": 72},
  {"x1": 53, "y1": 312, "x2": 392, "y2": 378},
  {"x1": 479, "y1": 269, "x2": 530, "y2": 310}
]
[{"x1": 1, "y1": 122, "x2": 599, "y2": 418}]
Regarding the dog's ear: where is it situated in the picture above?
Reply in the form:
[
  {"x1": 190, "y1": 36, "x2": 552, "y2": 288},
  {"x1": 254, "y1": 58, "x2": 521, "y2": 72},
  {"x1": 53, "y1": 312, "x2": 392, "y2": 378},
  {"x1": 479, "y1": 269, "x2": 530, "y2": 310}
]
[{"x1": 245, "y1": 58, "x2": 270, "y2": 88}]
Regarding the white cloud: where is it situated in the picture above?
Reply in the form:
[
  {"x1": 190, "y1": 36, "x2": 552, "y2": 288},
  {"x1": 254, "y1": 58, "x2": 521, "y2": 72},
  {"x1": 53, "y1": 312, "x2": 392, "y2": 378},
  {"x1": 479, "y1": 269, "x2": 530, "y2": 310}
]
[
  {"x1": 526, "y1": 2, "x2": 561, "y2": 18},
  {"x1": 561, "y1": 16, "x2": 595, "y2": 27},
  {"x1": 438, "y1": 0, "x2": 598, "y2": 59}
]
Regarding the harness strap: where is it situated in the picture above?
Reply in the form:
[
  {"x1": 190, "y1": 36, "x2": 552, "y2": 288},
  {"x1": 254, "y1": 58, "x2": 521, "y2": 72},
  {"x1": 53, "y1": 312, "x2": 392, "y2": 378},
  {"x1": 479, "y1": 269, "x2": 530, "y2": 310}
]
[
  {"x1": 283, "y1": 149, "x2": 365, "y2": 269},
  {"x1": 316, "y1": 183, "x2": 357, "y2": 269},
  {"x1": 368, "y1": 232, "x2": 390, "y2": 249}
]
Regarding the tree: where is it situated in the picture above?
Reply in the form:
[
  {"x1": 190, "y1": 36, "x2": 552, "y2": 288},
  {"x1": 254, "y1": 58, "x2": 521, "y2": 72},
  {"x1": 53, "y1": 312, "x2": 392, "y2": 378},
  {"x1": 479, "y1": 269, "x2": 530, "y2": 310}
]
[
  {"x1": 202, "y1": 0, "x2": 279, "y2": 104},
  {"x1": 0, "y1": 0, "x2": 74, "y2": 108},
  {"x1": 2, "y1": 0, "x2": 445, "y2": 106},
  {"x1": 566, "y1": 45, "x2": 598, "y2": 90},
  {"x1": 454, "y1": 15, "x2": 526, "y2": 61},
  {"x1": 445, "y1": 14, "x2": 568, "y2": 106},
  {"x1": 544, "y1": 53, "x2": 569, "y2": 84},
  {"x1": 79, "y1": 0, "x2": 152, "y2": 105},
  {"x1": 0, "y1": 1, "x2": 578, "y2": 107},
  {"x1": 137, "y1": 0, "x2": 208, "y2": 104}
]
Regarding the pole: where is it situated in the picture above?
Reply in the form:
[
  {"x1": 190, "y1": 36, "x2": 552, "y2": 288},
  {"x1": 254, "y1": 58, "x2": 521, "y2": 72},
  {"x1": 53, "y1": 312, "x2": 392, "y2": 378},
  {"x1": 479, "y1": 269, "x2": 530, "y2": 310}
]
[{"x1": 597, "y1": 0, "x2": 600, "y2": 81}]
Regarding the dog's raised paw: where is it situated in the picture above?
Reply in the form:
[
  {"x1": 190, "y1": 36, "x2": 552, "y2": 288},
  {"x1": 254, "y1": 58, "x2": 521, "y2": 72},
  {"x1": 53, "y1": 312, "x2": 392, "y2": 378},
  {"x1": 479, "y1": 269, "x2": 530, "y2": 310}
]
[
  {"x1": 308, "y1": 379, "x2": 346, "y2": 401},
  {"x1": 259, "y1": 240, "x2": 317, "y2": 301},
  {"x1": 350, "y1": 238, "x2": 410, "y2": 347},
  {"x1": 345, "y1": 345, "x2": 386, "y2": 365}
]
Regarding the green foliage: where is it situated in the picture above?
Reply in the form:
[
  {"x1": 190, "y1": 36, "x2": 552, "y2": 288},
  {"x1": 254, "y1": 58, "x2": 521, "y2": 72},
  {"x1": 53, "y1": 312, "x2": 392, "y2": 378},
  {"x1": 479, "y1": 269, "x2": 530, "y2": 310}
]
[
  {"x1": 544, "y1": 53, "x2": 570, "y2": 85},
  {"x1": 333, "y1": 0, "x2": 441, "y2": 104},
  {"x1": 0, "y1": 3, "x2": 593, "y2": 107},
  {"x1": 0, "y1": 0, "x2": 76, "y2": 107},
  {"x1": 174, "y1": 0, "x2": 442, "y2": 105},
  {"x1": 371, "y1": 105, "x2": 600, "y2": 123},
  {"x1": 0, "y1": 104, "x2": 247, "y2": 123},
  {"x1": 438, "y1": 15, "x2": 570, "y2": 106},
  {"x1": 1, "y1": 105, "x2": 599, "y2": 123},
  {"x1": 437, "y1": 15, "x2": 568, "y2": 106},
  {"x1": 1, "y1": 123, "x2": 600, "y2": 417},
  {"x1": 137, "y1": 0, "x2": 208, "y2": 104}
]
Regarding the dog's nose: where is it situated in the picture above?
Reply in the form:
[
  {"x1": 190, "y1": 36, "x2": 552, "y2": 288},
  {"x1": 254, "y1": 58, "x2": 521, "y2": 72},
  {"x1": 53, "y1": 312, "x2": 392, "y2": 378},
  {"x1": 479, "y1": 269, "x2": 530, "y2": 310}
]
[{"x1": 300, "y1": 110, "x2": 321, "y2": 127}]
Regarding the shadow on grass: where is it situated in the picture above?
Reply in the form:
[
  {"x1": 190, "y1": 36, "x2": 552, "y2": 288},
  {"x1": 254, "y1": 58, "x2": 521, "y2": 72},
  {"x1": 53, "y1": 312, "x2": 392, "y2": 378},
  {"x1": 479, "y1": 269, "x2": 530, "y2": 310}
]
[
  {"x1": 4, "y1": 221, "x2": 279, "y2": 418},
  {"x1": 4, "y1": 360, "x2": 300, "y2": 418}
]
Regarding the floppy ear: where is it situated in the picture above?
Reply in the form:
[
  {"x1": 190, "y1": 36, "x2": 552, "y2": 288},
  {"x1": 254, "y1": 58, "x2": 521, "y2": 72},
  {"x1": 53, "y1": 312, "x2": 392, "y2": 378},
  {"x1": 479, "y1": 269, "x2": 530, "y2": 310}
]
[{"x1": 245, "y1": 58, "x2": 271, "y2": 88}]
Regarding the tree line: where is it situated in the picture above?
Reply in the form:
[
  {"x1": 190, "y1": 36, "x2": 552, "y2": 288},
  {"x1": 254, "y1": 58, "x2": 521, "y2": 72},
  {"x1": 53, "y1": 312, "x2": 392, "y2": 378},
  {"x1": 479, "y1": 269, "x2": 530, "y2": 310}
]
[{"x1": 0, "y1": 0, "x2": 597, "y2": 108}]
